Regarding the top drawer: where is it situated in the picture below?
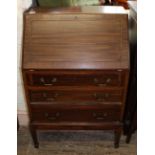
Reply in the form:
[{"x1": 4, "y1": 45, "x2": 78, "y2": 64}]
[{"x1": 25, "y1": 70, "x2": 124, "y2": 87}]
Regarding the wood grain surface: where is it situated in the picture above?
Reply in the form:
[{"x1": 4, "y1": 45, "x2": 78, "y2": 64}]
[{"x1": 23, "y1": 6, "x2": 129, "y2": 70}]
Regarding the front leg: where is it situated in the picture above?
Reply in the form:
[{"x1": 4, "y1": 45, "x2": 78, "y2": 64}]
[
  {"x1": 29, "y1": 125, "x2": 39, "y2": 148},
  {"x1": 114, "y1": 128, "x2": 122, "y2": 148}
]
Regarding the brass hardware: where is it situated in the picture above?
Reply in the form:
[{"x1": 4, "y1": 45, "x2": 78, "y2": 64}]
[
  {"x1": 93, "y1": 93, "x2": 110, "y2": 101},
  {"x1": 94, "y1": 77, "x2": 111, "y2": 86},
  {"x1": 93, "y1": 93, "x2": 104, "y2": 101},
  {"x1": 40, "y1": 77, "x2": 53, "y2": 85},
  {"x1": 106, "y1": 78, "x2": 111, "y2": 83},
  {"x1": 40, "y1": 77, "x2": 57, "y2": 85},
  {"x1": 93, "y1": 112, "x2": 108, "y2": 120},
  {"x1": 97, "y1": 83, "x2": 107, "y2": 87},
  {"x1": 51, "y1": 77, "x2": 57, "y2": 83},
  {"x1": 44, "y1": 112, "x2": 60, "y2": 121},
  {"x1": 44, "y1": 83, "x2": 53, "y2": 86},
  {"x1": 43, "y1": 93, "x2": 59, "y2": 101},
  {"x1": 40, "y1": 77, "x2": 45, "y2": 83},
  {"x1": 96, "y1": 117, "x2": 104, "y2": 120}
]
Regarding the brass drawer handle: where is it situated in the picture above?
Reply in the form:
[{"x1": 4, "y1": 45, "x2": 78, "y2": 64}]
[
  {"x1": 97, "y1": 83, "x2": 107, "y2": 87},
  {"x1": 106, "y1": 78, "x2": 111, "y2": 83},
  {"x1": 93, "y1": 93, "x2": 110, "y2": 101},
  {"x1": 95, "y1": 117, "x2": 104, "y2": 120},
  {"x1": 44, "y1": 112, "x2": 60, "y2": 121},
  {"x1": 44, "y1": 83, "x2": 53, "y2": 86},
  {"x1": 94, "y1": 78, "x2": 111, "y2": 86},
  {"x1": 43, "y1": 93, "x2": 59, "y2": 101},
  {"x1": 46, "y1": 98, "x2": 55, "y2": 101},
  {"x1": 93, "y1": 112, "x2": 108, "y2": 120},
  {"x1": 40, "y1": 77, "x2": 57, "y2": 85},
  {"x1": 51, "y1": 77, "x2": 57, "y2": 83}
]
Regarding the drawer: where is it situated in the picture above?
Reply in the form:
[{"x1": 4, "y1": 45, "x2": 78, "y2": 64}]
[
  {"x1": 26, "y1": 71, "x2": 124, "y2": 87},
  {"x1": 29, "y1": 89, "x2": 123, "y2": 103},
  {"x1": 31, "y1": 108, "x2": 121, "y2": 123}
]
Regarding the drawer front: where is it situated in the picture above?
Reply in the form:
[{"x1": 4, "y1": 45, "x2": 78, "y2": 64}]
[
  {"x1": 29, "y1": 90, "x2": 123, "y2": 103},
  {"x1": 31, "y1": 108, "x2": 121, "y2": 123},
  {"x1": 26, "y1": 71, "x2": 124, "y2": 87}
]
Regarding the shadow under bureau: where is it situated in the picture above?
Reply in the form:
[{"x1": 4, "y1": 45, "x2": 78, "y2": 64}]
[{"x1": 22, "y1": 6, "x2": 129, "y2": 148}]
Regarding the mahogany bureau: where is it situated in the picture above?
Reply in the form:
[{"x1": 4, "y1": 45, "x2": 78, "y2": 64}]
[{"x1": 22, "y1": 6, "x2": 129, "y2": 148}]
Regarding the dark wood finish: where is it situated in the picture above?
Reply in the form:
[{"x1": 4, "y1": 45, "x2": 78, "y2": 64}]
[
  {"x1": 26, "y1": 70, "x2": 124, "y2": 87},
  {"x1": 29, "y1": 89, "x2": 123, "y2": 102},
  {"x1": 31, "y1": 108, "x2": 121, "y2": 122},
  {"x1": 29, "y1": 124, "x2": 39, "y2": 148},
  {"x1": 114, "y1": 127, "x2": 122, "y2": 148},
  {"x1": 22, "y1": 6, "x2": 129, "y2": 148},
  {"x1": 23, "y1": 6, "x2": 129, "y2": 70},
  {"x1": 123, "y1": 1, "x2": 137, "y2": 142}
]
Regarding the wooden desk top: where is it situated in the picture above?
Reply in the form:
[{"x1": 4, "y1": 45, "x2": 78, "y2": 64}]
[
  {"x1": 26, "y1": 6, "x2": 127, "y2": 14},
  {"x1": 22, "y1": 6, "x2": 129, "y2": 70}
]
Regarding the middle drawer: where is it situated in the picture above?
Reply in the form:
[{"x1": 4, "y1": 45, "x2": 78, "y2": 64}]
[{"x1": 29, "y1": 89, "x2": 123, "y2": 103}]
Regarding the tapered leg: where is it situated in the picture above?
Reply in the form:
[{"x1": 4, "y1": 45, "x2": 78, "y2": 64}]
[
  {"x1": 29, "y1": 125, "x2": 39, "y2": 148},
  {"x1": 114, "y1": 128, "x2": 122, "y2": 148}
]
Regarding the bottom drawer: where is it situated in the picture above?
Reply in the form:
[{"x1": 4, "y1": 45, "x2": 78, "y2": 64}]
[{"x1": 31, "y1": 107, "x2": 121, "y2": 123}]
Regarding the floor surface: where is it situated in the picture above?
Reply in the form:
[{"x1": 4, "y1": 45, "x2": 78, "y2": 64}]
[{"x1": 17, "y1": 127, "x2": 136, "y2": 155}]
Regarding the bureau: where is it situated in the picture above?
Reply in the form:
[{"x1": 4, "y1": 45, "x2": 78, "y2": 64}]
[{"x1": 22, "y1": 6, "x2": 129, "y2": 148}]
